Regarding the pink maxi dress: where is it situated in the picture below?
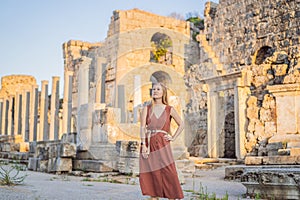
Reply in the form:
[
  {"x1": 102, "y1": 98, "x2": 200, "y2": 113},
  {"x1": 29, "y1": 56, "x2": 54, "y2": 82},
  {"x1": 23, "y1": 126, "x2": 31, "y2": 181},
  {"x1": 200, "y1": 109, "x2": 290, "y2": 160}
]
[{"x1": 139, "y1": 105, "x2": 184, "y2": 199}]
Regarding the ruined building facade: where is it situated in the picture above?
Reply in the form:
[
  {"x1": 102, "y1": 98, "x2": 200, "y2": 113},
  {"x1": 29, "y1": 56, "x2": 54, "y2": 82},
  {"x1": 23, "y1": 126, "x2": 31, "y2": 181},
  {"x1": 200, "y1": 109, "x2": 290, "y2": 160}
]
[
  {"x1": 185, "y1": 0, "x2": 300, "y2": 161},
  {"x1": 62, "y1": 9, "x2": 199, "y2": 172},
  {"x1": 0, "y1": 0, "x2": 300, "y2": 175}
]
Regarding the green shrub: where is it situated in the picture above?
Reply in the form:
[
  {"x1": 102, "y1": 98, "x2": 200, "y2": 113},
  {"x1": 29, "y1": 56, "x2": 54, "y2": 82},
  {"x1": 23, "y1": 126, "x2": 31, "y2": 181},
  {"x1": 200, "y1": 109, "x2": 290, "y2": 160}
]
[{"x1": 0, "y1": 161, "x2": 28, "y2": 186}]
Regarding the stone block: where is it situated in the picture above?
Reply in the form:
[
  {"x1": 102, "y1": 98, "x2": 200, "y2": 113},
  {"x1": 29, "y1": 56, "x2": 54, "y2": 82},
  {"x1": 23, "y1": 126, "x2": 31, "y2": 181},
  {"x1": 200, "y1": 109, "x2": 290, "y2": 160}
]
[
  {"x1": 48, "y1": 143, "x2": 58, "y2": 159},
  {"x1": 263, "y1": 156, "x2": 300, "y2": 165},
  {"x1": 73, "y1": 160, "x2": 117, "y2": 172},
  {"x1": 267, "y1": 142, "x2": 283, "y2": 156},
  {"x1": 245, "y1": 156, "x2": 263, "y2": 165},
  {"x1": 264, "y1": 122, "x2": 276, "y2": 135},
  {"x1": 290, "y1": 148, "x2": 300, "y2": 156},
  {"x1": 86, "y1": 144, "x2": 119, "y2": 160},
  {"x1": 241, "y1": 167, "x2": 300, "y2": 199},
  {"x1": 257, "y1": 146, "x2": 267, "y2": 156},
  {"x1": 59, "y1": 143, "x2": 76, "y2": 158},
  {"x1": 287, "y1": 141, "x2": 300, "y2": 148},
  {"x1": 117, "y1": 157, "x2": 139, "y2": 175},
  {"x1": 224, "y1": 166, "x2": 245, "y2": 181},
  {"x1": 29, "y1": 141, "x2": 37, "y2": 153},
  {"x1": 48, "y1": 157, "x2": 72, "y2": 173},
  {"x1": 259, "y1": 108, "x2": 272, "y2": 122},
  {"x1": 38, "y1": 160, "x2": 48, "y2": 172},
  {"x1": 116, "y1": 140, "x2": 139, "y2": 158},
  {"x1": 268, "y1": 150, "x2": 279, "y2": 156},
  {"x1": 246, "y1": 106, "x2": 259, "y2": 119},
  {"x1": 0, "y1": 152, "x2": 9, "y2": 158},
  {"x1": 11, "y1": 143, "x2": 20, "y2": 151},
  {"x1": 19, "y1": 142, "x2": 29, "y2": 152},
  {"x1": 28, "y1": 157, "x2": 40, "y2": 171},
  {"x1": 35, "y1": 142, "x2": 48, "y2": 159},
  {"x1": 196, "y1": 158, "x2": 219, "y2": 164},
  {"x1": 267, "y1": 142, "x2": 283, "y2": 150},
  {"x1": 8, "y1": 152, "x2": 22, "y2": 160},
  {"x1": 278, "y1": 149, "x2": 290, "y2": 156},
  {"x1": 61, "y1": 132, "x2": 77, "y2": 143},
  {"x1": 2, "y1": 143, "x2": 11, "y2": 152},
  {"x1": 35, "y1": 141, "x2": 60, "y2": 160}
]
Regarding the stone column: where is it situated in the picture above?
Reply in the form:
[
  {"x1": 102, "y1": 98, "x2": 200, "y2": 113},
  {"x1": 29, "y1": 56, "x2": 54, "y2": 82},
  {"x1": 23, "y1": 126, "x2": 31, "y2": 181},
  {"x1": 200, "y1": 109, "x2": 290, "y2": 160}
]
[
  {"x1": 7, "y1": 96, "x2": 14, "y2": 136},
  {"x1": 49, "y1": 76, "x2": 60, "y2": 140},
  {"x1": 207, "y1": 85, "x2": 218, "y2": 158},
  {"x1": 234, "y1": 82, "x2": 250, "y2": 159},
  {"x1": 62, "y1": 71, "x2": 73, "y2": 135},
  {"x1": 77, "y1": 57, "x2": 92, "y2": 150},
  {"x1": 39, "y1": 80, "x2": 49, "y2": 141},
  {"x1": 0, "y1": 99, "x2": 3, "y2": 135},
  {"x1": 118, "y1": 85, "x2": 126, "y2": 123},
  {"x1": 78, "y1": 59, "x2": 90, "y2": 106},
  {"x1": 30, "y1": 85, "x2": 38, "y2": 141},
  {"x1": 14, "y1": 93, "x2": 22, "y2": 135},
  {"x1": 1, "y1": 98, "x2": 8, "y2": 135},
  {"x1": 133, "y1": 75, "x2": 142, "y2": 123},
  {"x1": 21, "y1": 91, "x2": 30, "y2": 142},
  {"x1": 95, "y1": 57, "x2": 106, "y2": 104}
]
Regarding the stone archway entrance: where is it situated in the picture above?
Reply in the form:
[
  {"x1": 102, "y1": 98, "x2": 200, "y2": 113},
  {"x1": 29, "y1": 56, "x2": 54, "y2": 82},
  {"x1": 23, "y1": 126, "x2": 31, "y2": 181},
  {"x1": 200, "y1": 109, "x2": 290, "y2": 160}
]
[
  {"x1": 206, "y1": 72, "x2": 242, "y2": 159},
  {"x1": 217, "y1": 90, "x2": 236, "y2": 159}
]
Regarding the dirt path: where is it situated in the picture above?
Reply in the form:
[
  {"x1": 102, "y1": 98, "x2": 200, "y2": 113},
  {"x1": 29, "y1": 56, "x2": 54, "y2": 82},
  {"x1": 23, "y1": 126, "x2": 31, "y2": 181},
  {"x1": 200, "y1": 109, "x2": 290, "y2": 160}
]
[{"x1": 0, "y1": 166, "x2": 246, "y2": 200}]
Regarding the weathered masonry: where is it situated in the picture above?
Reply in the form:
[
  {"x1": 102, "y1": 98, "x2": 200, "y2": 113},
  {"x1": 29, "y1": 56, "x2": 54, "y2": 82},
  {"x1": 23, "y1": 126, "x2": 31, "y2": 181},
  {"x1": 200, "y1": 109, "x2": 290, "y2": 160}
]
[
  {"x1": 186, "y1": 0, "x2": 300, "y2": 162},
  {"x1": 0, "y1": 8, "x2": 199, "y2": 175},
  {"x1": 63, "y1": 8, "x2": 199, "y2": 173},
  {"x1": 0, "y1": 2, "x2": 300, "y2": 197}
]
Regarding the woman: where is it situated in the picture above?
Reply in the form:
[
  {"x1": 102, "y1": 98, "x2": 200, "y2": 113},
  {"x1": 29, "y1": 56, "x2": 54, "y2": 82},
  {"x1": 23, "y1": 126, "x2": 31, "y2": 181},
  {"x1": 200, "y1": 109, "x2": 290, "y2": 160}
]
[{"x1": 139, "y1": 82, "x2": 184, "y2": 200}]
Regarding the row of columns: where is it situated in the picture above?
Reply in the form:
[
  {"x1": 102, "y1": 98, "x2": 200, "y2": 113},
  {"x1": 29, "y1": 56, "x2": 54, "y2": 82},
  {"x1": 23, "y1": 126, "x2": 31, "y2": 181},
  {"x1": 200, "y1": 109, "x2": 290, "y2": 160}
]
[{"x1": 0, "y1": 73, "x2": 73, "y2": 143}]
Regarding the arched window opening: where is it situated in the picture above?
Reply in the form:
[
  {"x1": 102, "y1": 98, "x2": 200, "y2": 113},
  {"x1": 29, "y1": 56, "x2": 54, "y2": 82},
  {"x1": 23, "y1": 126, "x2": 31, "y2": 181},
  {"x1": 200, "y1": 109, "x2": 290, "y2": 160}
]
[
  {"x1": 150, "y1": 33, "x2": 173, "y2": 65},
  {"x1": 255, "y1": 46, "x2": 274, "y2": 65}
]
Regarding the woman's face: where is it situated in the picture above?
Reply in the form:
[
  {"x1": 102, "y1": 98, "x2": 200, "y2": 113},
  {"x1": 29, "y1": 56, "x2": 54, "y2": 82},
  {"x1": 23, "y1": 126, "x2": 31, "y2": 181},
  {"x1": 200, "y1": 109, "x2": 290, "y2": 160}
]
[{"x1": 152, "y1": 84, "x2": 164, "y2": 99}]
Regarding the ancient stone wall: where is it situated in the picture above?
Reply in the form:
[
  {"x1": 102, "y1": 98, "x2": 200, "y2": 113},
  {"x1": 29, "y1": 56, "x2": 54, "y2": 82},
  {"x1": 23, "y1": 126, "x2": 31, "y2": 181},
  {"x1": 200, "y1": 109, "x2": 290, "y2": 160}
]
[
  {"x1": 185, "y1": 0, "x2": 300, "y2": 158},
  {"x1": 208, "y1": 0, "x2": 300, "y2": 73},
  {"x1": 0, "y1": 75, "x2": 36, "y2": 98},
  {"x1": 61, "y1": 9, "x2": 198, "y2": 173}
]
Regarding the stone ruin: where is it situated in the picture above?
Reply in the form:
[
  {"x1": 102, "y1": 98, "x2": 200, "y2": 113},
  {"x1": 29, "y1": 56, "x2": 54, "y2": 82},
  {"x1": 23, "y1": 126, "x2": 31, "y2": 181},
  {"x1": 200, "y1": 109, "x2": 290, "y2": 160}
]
[
  {"x1": 186, "y1": 0, "x2": 300, "y2": 199},
  {"x1": 0, "y1": 0, "x2": 300, "y2": 198},
  {"x1": 0, "y1": 9, "x2": 198, "y2": 178}
]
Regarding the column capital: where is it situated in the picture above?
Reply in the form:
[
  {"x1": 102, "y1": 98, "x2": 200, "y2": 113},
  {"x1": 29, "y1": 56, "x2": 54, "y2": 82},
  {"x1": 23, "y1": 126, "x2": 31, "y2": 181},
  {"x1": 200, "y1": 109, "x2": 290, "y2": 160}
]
[
  {"x1": 52, "y1": 76, "x2": 60, "y2": 81},
  {"x1": 41, "y1": 80, "x2": 49, "y2": 85},
  {"x1": 65, "y1": 71, "x2": 74, "y2": 76}
]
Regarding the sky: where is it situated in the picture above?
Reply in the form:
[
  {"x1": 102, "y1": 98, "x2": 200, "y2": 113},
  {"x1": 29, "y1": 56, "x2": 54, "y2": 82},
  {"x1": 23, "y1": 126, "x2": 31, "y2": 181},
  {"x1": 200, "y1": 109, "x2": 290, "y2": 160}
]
[{"x1": 0, "y1": 0, "x2": 218, "y2": 94}]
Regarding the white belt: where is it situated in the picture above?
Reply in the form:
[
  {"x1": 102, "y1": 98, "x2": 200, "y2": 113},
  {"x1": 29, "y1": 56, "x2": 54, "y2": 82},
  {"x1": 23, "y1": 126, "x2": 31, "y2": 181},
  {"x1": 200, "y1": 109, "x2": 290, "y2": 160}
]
[
  {"x1": 147, "y1": 129, "x2": 168, "y2": 134},
  {"x1": 145, "y1": 129, "x2": 169, "y2": 154}
]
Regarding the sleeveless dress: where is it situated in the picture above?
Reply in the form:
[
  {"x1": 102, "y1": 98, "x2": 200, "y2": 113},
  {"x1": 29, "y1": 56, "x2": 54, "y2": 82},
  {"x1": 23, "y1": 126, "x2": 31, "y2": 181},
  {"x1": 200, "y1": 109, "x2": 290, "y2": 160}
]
[{"x1": 139, "y1": 105, "x2": 184, "y2": 199}]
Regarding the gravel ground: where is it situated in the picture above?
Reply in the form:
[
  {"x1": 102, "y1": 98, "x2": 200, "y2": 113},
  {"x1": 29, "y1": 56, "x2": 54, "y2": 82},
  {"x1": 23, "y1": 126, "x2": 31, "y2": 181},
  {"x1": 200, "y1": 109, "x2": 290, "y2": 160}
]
[{"x1": 0, "y1": 165, "x2": 247, "y2": 200}]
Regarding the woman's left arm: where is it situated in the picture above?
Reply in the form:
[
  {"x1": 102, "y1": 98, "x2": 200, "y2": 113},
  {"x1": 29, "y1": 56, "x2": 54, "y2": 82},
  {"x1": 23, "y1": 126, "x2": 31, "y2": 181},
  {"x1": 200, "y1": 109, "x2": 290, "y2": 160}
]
[{"x1": 169, "y1": 106, "x2": 184, "y2": 141}]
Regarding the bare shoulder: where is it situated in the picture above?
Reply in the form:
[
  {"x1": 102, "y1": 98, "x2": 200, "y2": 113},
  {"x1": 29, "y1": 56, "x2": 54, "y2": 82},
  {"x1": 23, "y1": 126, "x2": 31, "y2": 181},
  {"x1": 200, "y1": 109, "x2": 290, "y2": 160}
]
[{"x1": 169, "y1": 106, "x2": 178, "y2": 115}]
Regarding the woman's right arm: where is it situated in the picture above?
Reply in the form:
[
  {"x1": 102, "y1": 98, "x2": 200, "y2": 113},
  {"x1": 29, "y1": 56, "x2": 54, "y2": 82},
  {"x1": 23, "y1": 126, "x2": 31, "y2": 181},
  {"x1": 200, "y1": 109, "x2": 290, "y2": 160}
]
[
  {"x1": 140, "y1": 106, "x2": 147, "y2": 144},
  {"x1": 140, "y1": 106, "x2": 149, "y2": 158}
]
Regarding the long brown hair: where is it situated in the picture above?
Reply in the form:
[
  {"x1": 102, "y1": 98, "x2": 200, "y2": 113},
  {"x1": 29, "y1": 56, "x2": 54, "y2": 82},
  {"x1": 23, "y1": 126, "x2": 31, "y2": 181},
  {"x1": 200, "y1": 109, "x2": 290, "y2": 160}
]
[{"x1": 152, "y1": 82, "x2": 168, "y2": 105}]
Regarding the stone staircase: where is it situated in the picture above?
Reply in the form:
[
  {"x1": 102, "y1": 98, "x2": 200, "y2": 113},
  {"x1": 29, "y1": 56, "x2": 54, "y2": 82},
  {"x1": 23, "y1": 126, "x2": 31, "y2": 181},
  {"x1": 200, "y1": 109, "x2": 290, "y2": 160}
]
[
  {"x1": 189, "y1": 157, "x2": 243, "y2": 170},
  {"x1": 196, "y1": 33, "x2": 225, "y2": 75}
]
